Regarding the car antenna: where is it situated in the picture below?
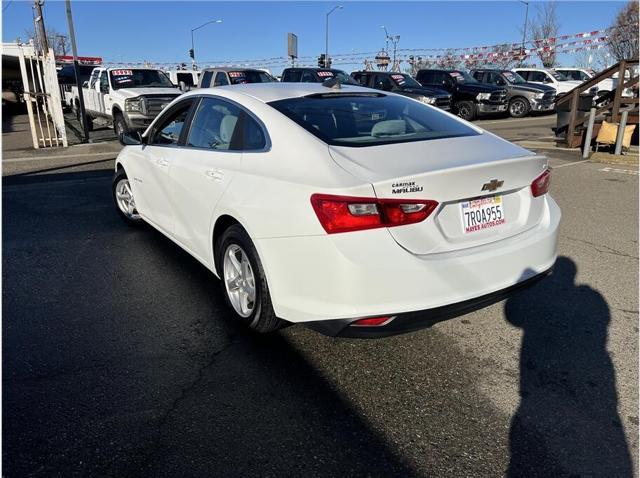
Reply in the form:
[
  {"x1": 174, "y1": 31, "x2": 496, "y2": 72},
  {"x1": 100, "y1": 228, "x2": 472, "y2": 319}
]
[{"x1": 322, "y1": 77, "x2": 341, "y2": 89}]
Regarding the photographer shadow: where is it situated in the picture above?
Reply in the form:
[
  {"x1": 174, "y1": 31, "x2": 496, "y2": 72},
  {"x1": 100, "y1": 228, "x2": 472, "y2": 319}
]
[{"x1": 505, "y1": 257, "x2": 632, "y2": 477}]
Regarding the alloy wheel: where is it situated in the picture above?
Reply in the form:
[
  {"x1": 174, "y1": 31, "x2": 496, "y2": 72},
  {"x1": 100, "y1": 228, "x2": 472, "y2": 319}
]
[
  {"x1": 115, "y1": 178, "x2": 139, "y2": 220},
  {"x1": 223, "y1": 244, "x2": 256, "y2": 318}
]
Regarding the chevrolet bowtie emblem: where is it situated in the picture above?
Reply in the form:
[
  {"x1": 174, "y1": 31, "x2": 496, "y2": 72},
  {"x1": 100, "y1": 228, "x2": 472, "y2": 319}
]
[{"x1": 481, "y1": 179, "x2": 504, "y2": 192}]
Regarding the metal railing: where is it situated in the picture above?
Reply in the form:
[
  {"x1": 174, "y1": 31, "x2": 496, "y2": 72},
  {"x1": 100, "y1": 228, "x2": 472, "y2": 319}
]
[{"x1": 556, "y1": 58, "x2": 638, "y2": 148}]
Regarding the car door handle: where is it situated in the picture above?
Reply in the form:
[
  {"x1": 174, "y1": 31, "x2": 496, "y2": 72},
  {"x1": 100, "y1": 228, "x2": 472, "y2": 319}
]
[
  {"x1": 205, "y1": 169, "x2": 224, "y2": 181},
  {"x1": 156, "y1": 159, "x2": 169, "y2": 167}
]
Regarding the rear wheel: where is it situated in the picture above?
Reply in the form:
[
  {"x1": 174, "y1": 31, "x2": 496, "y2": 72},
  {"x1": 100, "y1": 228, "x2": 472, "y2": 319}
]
[
  {"x1": 216, "y1": 224, "x2": 283, "y2": 333},
  {"x1": 509, "y1": 97, "x2": 530, "y2": 118},
  {"x1": 455, "y1": 100, "x2": 476, "y2": 121}
]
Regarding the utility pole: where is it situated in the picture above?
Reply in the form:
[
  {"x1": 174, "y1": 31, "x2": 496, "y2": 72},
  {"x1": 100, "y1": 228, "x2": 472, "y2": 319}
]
[
  {"x1": 33, "y1": 0, "x2": 49, "y2": 53},
  {"x1": 519, "y1": 1, "x2": 529, "y2": 67},
  {"x1": 55, "y1": 34, "x2": 68, "y2": 55},
  {"x1": 65, "y1": 0, "x2": 89, "y2": 142},
  {"x1": 325, "y1": 5, "x2": 342, "y2": 68}
]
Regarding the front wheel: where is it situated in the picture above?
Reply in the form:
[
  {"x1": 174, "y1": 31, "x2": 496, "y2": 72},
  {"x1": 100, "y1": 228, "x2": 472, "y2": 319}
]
[
  {"x1": 217, "y1": 224, "x2": 284, "y2": 333},
  {"x1": 455, "y1": 101, "x2": 476, "y2": 121},
  {"x1": 112, "y1": 169, "x2": 143, "y2": 226},
  {"x1": 114, "y1": 113, "x2": 128, "y2": 137},
  {"x1": 509, "y1": 97, "x2": 530, "y2": 118}
]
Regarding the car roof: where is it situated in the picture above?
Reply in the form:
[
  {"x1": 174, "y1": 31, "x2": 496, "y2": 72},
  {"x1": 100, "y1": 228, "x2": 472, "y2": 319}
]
[{"x1": 181, "y1": 82, "x2": 377, "y2": 103}]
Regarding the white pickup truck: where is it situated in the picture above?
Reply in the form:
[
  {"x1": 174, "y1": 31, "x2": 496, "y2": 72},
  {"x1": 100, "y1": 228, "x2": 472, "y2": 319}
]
[{"x1": 69, "y1": 67, "x2": 181, "y2": 134}]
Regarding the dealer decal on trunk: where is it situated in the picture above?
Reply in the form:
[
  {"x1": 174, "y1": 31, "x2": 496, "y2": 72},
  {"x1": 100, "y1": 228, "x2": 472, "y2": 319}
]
[{"x1": 392, "y1": 181, "x2": 424, "y2": 194}]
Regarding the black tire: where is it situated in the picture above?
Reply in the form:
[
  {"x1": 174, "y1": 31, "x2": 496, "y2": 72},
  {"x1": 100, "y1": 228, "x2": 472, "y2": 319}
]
[
  {"x1": 216, "y1": 224, "x2": 284, "y2": 333},
  {"x1": 112, "y1": 168, "x2": 143, "y2": 226},
  {"x1": 455, "y1": 100, "x2": 476, "y2": 121},
  {"x1": 114, "y1": 112, "x2": 128, "y2": 137},
  {"x1": 509, "y1": 97, "x2": 530, "y2": 118}
]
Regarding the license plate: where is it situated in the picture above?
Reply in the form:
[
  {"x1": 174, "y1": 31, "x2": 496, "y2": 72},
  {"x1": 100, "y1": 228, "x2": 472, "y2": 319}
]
[{"x1": 461, "y1": 196, "x2": 505, "y2": 234}]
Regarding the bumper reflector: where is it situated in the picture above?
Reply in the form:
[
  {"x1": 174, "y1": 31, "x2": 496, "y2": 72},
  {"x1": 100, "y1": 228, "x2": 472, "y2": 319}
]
[{"x1": 350, "y1": 316, "x2": 396, "y2": 327}]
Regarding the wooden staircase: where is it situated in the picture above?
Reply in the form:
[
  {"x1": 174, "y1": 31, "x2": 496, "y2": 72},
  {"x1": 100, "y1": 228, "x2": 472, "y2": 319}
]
[{"x1": 555, "y1": 58, "x2": 638, "y2": 148}]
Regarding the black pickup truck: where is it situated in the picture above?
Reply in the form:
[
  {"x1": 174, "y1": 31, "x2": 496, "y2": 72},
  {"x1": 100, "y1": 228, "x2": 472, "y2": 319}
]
[
  {"x1": 350, "y1": 71, "x2": 451, "y2": 110},
  {"x1": 415, "y1": 69, "x2": 507, "y2": 121}
]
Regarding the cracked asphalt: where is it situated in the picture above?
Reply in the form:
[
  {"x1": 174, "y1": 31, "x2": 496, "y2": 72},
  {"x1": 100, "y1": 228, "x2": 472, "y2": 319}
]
[{"x1": 3, "y1": 133, "x2": 638, "y2": 476}]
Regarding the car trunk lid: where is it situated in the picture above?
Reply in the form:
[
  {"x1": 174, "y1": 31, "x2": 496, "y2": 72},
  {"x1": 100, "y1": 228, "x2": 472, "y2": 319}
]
[{"x1": 328, "y1": 133, "x2": 549, "y2": 255}]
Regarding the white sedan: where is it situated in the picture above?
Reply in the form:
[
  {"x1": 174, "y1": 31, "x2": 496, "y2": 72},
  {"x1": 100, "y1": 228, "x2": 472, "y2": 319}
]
[{"x1": 113, "y1": 82, "x2": 560, "y2": 337}]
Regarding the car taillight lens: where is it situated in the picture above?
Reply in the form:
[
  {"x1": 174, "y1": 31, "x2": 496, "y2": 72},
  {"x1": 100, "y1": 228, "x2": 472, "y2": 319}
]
[
  {"x1": 531, "y1": 169, "x2": 551, "y2": 197},
  {"x1": 310, "y1": 194, "x2": 438, "y2": 234}
]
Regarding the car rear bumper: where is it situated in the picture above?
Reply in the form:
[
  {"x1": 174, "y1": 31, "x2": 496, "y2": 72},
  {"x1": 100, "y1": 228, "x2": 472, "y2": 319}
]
[
  {"x1": 304, "y1": 267, "x2": 551, "y2": 338},
  {"x1": 254, "y1": 195, "x2": 560, "y2": 325}
]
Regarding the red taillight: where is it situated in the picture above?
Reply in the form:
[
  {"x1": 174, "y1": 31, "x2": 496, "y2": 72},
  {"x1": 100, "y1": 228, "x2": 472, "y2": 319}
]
[
  {"x1": 310, "y1": 194, "x2": 438, "y2": 234},
  {"x1": 351, "y1": 316, "x2": 395, "y2": 327},
  {"x1": 531, "y1": 169, "x2": 551, "y2": 197}
]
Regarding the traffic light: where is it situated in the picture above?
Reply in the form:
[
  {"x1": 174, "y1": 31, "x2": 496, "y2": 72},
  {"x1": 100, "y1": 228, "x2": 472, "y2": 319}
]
[
  {"x1": 318, "y1": 54, "x2": 326, "y2": 68},
  {"x1": 189, "y1": 48, "x2": 194, "y2": 59}
]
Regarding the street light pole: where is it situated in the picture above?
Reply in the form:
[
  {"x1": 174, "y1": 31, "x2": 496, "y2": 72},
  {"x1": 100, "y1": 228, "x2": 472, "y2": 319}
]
[
  {"x1": 519, "y1": 1, "x2": 529, "y2": 67},
  {"x1": 325, "y1": 5, "x2": 342, "y2": 68},
  {"x1": 190, "y1": 19, "x2": 222, "y2": 69}
]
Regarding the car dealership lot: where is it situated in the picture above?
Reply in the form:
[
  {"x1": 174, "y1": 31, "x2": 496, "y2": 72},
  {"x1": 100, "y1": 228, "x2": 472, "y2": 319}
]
[{"x1": 3, "y1": 120, "x2": 638, "y2": 476}]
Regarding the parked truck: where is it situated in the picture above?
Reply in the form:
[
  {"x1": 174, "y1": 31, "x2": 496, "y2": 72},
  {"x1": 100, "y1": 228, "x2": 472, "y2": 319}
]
[{"x1": 68, "y1": 67, "x2": 181, "y2": 134}]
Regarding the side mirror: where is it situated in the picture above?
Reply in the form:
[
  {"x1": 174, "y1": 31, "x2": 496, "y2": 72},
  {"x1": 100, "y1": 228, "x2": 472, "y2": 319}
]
[
  {"x1": 119, "y1": 131, "x2": 144, "y2": 146},
  {"x1": 82, "y1": 81, "x2": 89, "y2": 88},
  {"x1": 179, "y1": 80, "x2": 190, "y2": 93}
]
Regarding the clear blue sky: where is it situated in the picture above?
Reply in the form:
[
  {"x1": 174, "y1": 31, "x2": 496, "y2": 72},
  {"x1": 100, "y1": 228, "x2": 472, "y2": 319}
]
[{"x1": 2, "y1": 0, "x2": 627, "y2": 73}]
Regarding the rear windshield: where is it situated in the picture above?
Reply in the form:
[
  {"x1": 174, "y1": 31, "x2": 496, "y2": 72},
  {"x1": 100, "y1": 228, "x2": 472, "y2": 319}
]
[
  {"x1": 269, "y1": 93, "x2": 478, "y2": 147},
  {"x1": 109, "y1": 69, "x2": 174, "y2": 89},
  {"x1": 229, "y1": 70, "x2": 275, "y2": 84}
]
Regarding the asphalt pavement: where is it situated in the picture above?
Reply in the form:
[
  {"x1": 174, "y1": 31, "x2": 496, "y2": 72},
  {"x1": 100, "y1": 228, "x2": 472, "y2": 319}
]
[{"x1": 3, "y1": 113, "x2": 638, "y2": 477}]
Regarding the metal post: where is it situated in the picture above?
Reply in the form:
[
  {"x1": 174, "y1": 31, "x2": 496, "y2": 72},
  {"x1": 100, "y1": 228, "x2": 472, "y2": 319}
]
[
  {"x1": 65, "y1": 0, "x2": 89, "y2": 143},
  {"x1": 614, "y1": 110, "x2": 629, "y2": 155},
  {"x1": 519, "y1": 1, "x2": 529, "y2": 67},
  {"x1": 191, "y1": 29, "x2": 195, "y2": 69},
  {"x1": 325, "y1": 6, "x2": 342, "y2": 68},
  {"x1": 582, "y1": 107, "x2": 596, "y2": 159}
]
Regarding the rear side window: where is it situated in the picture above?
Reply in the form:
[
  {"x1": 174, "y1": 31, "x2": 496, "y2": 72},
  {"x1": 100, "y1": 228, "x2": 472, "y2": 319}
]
[
  {"x1": 269, "y1": 93, "x2": 478, "y2": 148},
  {"x1": 214, "y1": 72, "x2": 229, "y2": 86},
  {"x1": 187, "y1": 97, "x2": 242, "y2": 150},
  {"x1": 241, "y1": 112, "x2": 267, "y2": 150},
  {"x1": 201, "y1": 70, "x2": 213, "y2": 88}
]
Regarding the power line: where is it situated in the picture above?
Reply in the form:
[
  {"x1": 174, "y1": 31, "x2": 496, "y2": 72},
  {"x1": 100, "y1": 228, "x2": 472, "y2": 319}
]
[{"x1": 3, "y1": 0, "x2": 13, "y2": 12}]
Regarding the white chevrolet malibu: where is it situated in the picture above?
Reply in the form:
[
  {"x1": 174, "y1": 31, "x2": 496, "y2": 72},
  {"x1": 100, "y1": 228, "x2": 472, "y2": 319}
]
[{"x1": 113, "y1": 82, "x2": 560, "y2": 338}]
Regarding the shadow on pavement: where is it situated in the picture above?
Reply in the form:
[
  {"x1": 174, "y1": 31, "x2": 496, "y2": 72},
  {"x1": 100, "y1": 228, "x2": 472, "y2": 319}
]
[
  {"x1": 505, "y1": 257, "x2": 632, "y2": 477},
  {"x1": 2, "y1": 170, "x2": 415, "y2": 476}
]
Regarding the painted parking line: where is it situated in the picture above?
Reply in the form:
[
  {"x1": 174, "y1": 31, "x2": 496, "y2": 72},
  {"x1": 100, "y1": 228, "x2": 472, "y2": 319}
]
[
  {"x1": 598, "y1": 166, "x2": 639, "y2": 176},
  {"x1": 551, "y1": 159, "x2": 590, "y2": 169}
]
